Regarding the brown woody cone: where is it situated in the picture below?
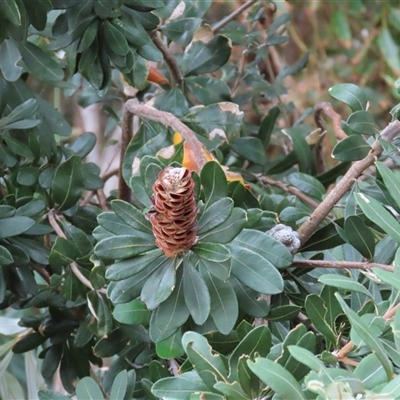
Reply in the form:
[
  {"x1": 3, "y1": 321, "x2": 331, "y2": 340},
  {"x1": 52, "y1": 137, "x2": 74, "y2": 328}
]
[{"x1": 147, "y1": 167, "x2": 198, "y2": 258}]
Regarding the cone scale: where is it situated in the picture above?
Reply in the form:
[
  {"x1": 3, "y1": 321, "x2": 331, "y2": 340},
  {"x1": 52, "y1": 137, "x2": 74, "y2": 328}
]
[{"x1": 147, "y1": 167, "x2": 198, "y2": 258}]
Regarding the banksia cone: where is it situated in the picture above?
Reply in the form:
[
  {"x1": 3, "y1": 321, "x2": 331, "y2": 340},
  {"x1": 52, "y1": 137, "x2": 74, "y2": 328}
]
[{"x1": 147, "y1": 167, "x2": 198, "y2": 257}]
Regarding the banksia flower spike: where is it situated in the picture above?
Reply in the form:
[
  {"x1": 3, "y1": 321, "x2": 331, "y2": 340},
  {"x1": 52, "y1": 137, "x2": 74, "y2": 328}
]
[{"x1": 147, "y1": 167, "x2": 198, "y2": 258}]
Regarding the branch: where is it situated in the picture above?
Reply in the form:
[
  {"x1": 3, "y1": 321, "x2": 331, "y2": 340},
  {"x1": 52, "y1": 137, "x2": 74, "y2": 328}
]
[
  {"x1": 212, "y1": 0, "x2": 257, "y2": 34},
  {"x1": 47, "y1": 210, "x2": 106, "y2": 294},
  {"x1": 297, "y1": 120, "x2": 400, "y2": 245},
  {"x1": 292, "y1": 259, "x2": 394, "y2": 272},
  {"x1": 152, "y1": 32, "x2": 183, "y2": 86},
  {"x1": 314, "y1": 102, "x2": 347, "y2": 141},
  {"x1": 124, "y1": 100, "x2": 208, "y2": 170}
]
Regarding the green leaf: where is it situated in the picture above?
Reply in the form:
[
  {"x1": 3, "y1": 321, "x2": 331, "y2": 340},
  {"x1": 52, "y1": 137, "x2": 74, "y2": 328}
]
[
  {"x1": 156, "y1": 329, "x2": 185, "y2": 359},
  {"x1": 318, "y1": 274, "x2": 372, "y2": 298},
  {"x1": 137, "y1": 41, "x2": 163, "y2": 62},
  {"x1": 247, "y1": 358, "x2": 306, "y2": 400},
  {"x1": 376, "y1": 161, "x2": 400, "y2": 211},
  {"x1": 197, "y1": 198, "x2": 234, "y2": 235},
  {"x1": 38, "y1": 390, "x2": 70, "y2": 400},
  {"x1": 0, "y1": 0, "x2": 21, "y2": 26},
  {"x1": 354, "y1": 354, "x2": 388, "y2": 390},
  {"x1": 192, "y1": 242, "x2": 230, "y2": 263},
  {"x1": 69, "y1": 132, "x2": 96, "y2": 158},
  {"x1": 49, "y1": 237, "x2": 80, "y2": 268},
  {"x1": 286, "y1": 126, "x2": 313, "y2": 174},
  {"x1": 109, "y1": 371, "x2": 128, "y2": 400},
  {"x1": 97, "y1": 211, "x2": 140, "y2": 236},
  {"x1": 305, "y1": 294, "x2": 337, "y2": 344},
  {"x1": 51, "y1": 155, "x2": 85, "y2": 210},
  {"x1": 19, "y1": 42, "x2": 64, "y2": 83},
  {"x1": 0, "y1": 216, "x2": 35, "y2": 239},
  {"x1": 94, "y1": 235, "x2": 156, "y2": 260},
  {"x1": 183, "y1": 102, "x2": 243, "y2": 141},
  {"x1": 378, "y1": 27, "x2": 400, "y2": 74},
  {"x1": 141, "y1": 257, "x2": 176, "y2": 309},
  {"x1": 105, "y1": 249, "x2": 164, "y2": 281},
  {"x1": 379, "y1": 371, "x2": 400, "y2": 397},
  {"x1": 113, "y1": 299, "x2": 151, "y2": 325},
  {"x1": 332, "y1": 135, "x2": 371, "y2": 161},
  {"x1": 182, "y1": 35, "x2": 231, "y2": 76},
  {"x1": 329, "y1": 83, "x2": 368, "y2": 112},
  {"x1": 93, "y1": 329, "x2": 129, "y2": 358},
  {"x1": 160, "y1": 17, "x2": 202, "y2": 46},
  {"x1": 107, "y1": 256, "x2": 166, "y2": 305},
  {"x1": 267, "y1": 305, "x2": 302, "y2": 322},
  {"x1": 185, "y1": 76, "x2": 231, "y2": 105},
  {"x1": 231, "y1": 137, "x2": 267, "y2": 165},
  {"x1": 183, "y1": 258, "x2": 210, "y2": 325},
  {"x1": 150, "y1": 268, "x2": 189, "y2": 342},
  {"x1": 7, "y1": 99, "x2": 38, "y2": 123},
  {"x1": 347, "y1": 110, "x2": 378, "y2": 135},
  {"x1": 336, "y1": 293, "x2": 393, "y2": 379},
  {"x1": 258, "y1": 106, "x2": 280, "y2": 147},
  {"x1": 3, "y1": 135, "x2": 34, "y2": 160},
  {"x1": 344, "y1": 215, "x2": 375, "y2": 259},
  {"x1": 76, "y1": 377, "x2": 105, "y2": 400},
  {"x1": 199, "y1": 208, "x2": 246, "y2": 244},
  {"x1": 87, "y1": 291, "x2": 113, "y2": 337},
  {"x1": 201, "y1": 161, "x2": 228, "y2": 210},
  {"x1": 151, "y1": 371, "x2": 209, "y2": 399},
  {"x1": 355, "y1": 192, "x2": 400, "y2": 245},
  {"x1": 373, "y1": 268, "x2": 400, "y2": 294},
  {"x1": 230, "y1": 276, "x2": 270, "y2": 318},
  {"x1": 0, "y1": 39, "x2": 23, "y2": 82},
  {"x1": 229, "y1": 325, "x2": 271, "y2": 381},
  {"x1": 213, "y1": 381, "x2": 249, "y2": 399},
  {"x1": 182, "y1": 331, "x2": 228, "y2": 389},
  {"x1": 287, "y1": 172, "x2": 326, "y2": 201},
  {"x1": 301, "y1": 220, "x2": 345, "y2": 251},
  {"x1": 0, "y1": 245, "x2": 13, "y2": 266},
  {"x1": 229, "y1": 244, "x2": 283, "y2": 294},
  {"x1": 104, "y1": 20, "x2": 129, "y2": 56},
  {"x1": 233, "y1": 229, "x2": 292, "y2": 269},
  {"x1": 288, "y1": 346, "x2": 329, "y2": 375},
  {"x1": 202, "y1": 268, "x2": 238, "y2": 334},
  {"x1": 153, "y1": 87, "x2": 190, "y2": 118}
]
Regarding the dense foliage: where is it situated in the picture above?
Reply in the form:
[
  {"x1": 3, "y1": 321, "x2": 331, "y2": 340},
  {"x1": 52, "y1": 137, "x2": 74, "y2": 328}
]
[{"x1": 2, "y1": 1, "x2": 400, "y2": 399}]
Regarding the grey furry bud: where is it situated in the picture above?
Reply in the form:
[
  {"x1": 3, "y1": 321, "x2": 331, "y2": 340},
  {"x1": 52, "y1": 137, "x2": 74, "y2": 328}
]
[{"x1": 266, "y1": 224, "x2": 301, "y2": 254}]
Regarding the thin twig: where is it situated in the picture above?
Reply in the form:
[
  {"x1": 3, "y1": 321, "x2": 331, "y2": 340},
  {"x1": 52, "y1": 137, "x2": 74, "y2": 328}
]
[
  {"x1": 124, "y1": 100, "x2": 208, "y2": 170},
  {"x1": 212, "y1": 0, "x2": 257, "y2": 34},
  {"x1": 259, "y1": 175, "x2": 321, "y2": 209},
  {"x1": 101, "y1": 167, "x2": 119, "y2": 181},
  {"x1": 292, "y1": 259, "x2": 394, "y2": 272},
  {"x1": 81, "y1": 190, "x2": 95, "y2": 206},
  {"x1": 152, "y1": 32, "x2": 183, "y2": 86},
  {"x1": 314, "y1": 102, "x2": 347, "y2": 141},
  {"x1": 47, "y1": 210, "x2": 106, "y2": 294},
  {"x1": 31, "y1": 263, "x2": 51, "y2": 284},
  {"x1": 297, "y1": 120, "x2": 400, "y2": 245},
  {"x1": 96, "y1": 189, "x2": 108, "y2": 211}
]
